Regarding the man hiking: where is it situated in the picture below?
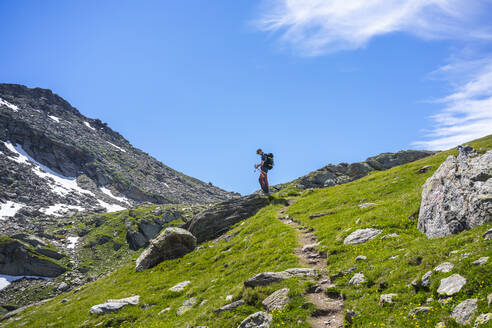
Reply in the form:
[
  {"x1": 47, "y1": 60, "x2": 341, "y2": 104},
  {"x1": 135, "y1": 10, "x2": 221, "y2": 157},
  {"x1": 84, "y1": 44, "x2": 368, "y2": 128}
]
[{"x1": 255, "y1": 148, "x2": 273, "y2": 194}]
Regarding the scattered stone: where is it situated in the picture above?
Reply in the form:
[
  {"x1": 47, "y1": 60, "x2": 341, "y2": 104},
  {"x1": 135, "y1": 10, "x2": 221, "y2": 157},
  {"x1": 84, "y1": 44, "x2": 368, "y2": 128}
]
[
  {"x1": 158, "y1": 307, "x2": 171, "y2": 315},
  {"x1": 302, "y1": 243, "x2": 320, "y2": 253},
  {"x1": 200, "y1": 299, "x2": 208, "y2": 306},
  {"x1": 421, "y1": 271, "x2": 432, "y2": 288},
  {"x1": 381, "y1": 233, "x2": 399, "y2": 240},
  {"x1": 418, "y1": 165, "x2": 432, "y2": 173},
  {"x1": 169, "y1": 281, "x2": 191, "y2": 292},
  {"x1": 237, "y1": 311, "x2": 272, "y2": 328},
  {"x1": 309, "y1": 213, "x2": 330, "y2": 219},
  {"x1": 355, "y1": 255, "x2": 367, "y2": 261},
  {"x1": 348, "y1": 273, "x2": 365, "y2": 286},
  {"x1": 135, "y1": 227, "x2": 196, "y2": 271},
  {"x1": 389, "y1": 255, "x2": 399, "y2": 260},
  {"x1": 226, "y1": 295, "x2": 233, "y2": 301},
  {"x1": 355, "y1": 218, "x2": 361, "y2": 224},
  {"x1": 60, "y1": 299, "x2": 68, "y2": 304},
  {"x1": 488, "y1": 293, "x2": 492, "y2": 306},
  {"x1": 359, "y1": 203, "x2": 376, "y2": 209},
  {"x1": 472, "y1": 257, "x2": 489, "y2": 266},
  {"x1": 56, "y1": 282, "x2": 70, "y2": 292},
  {"x1": 426, "y1": 297, "x2": 434, "y2": 304},
  {"x1": 331, "y1": 266, "x2": 356, "y2": 280},
  {"x1": 483, "y1": 229, "x2": 492, "y2": 240},
  {"x1": 409, "y1": 306, "x2": 431, "y2": 317},
  {"x1": 437, "y1": 274, "x2": 466, "y2": 295},
  {"x1": 262, "y1": 288, "x2": 290, "y2": 311},
  {"x1": 343, "y1": 228, "x2": 382, "y2": 245},
  {"x1": 434, "y1": 262, "x2": 454, "y2": 273},
  {"x1": 475, "y1": 313, "x2": 492, "y2": 327},
  {"x1": 176, "y1": 297, "x2": 197, "y2": 316},
  {"x1": 435, "y1": 322, "x2": 446, "y2": 328},
  {"x1": 244, "y1": 268, "x2": 317, "y2": 287},
  {"x1": 450, "y1": 298, "x2": 477, "y2": 325},
  {"x1": 418, "y1": 147, "x2": 492, "y2": 238},
  {"x1": 379, "y1": 293, "x2": 397, "y2": 307},
  {"x1": 345, "y1": 310, "x2": 357, "y2": 324},
  {"x1": 90, "y1": 296, "x2": 140, "y2": 314},
  {"x1": 214, "y1": 300, "x2": 245, "y2": 314}
]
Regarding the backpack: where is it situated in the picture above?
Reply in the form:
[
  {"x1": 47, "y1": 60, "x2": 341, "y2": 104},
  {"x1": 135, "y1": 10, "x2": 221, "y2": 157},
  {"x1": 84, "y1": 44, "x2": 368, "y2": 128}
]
[{"x1": 265, "y1": 153, "x2": 274, "y2": 169}]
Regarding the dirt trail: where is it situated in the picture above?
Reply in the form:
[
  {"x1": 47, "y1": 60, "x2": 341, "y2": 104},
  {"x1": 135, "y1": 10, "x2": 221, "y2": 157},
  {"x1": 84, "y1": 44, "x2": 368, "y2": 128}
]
[{"x1": 278, "y1": 203, "x2": 344, "y2": 328}]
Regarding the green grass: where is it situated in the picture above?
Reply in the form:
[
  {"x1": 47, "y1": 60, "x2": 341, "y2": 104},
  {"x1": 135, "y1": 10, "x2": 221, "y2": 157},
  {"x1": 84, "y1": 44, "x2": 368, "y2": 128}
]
[
  {"x1": 3, "y1": 135, "x2": 491, "y2": 328},
  {"x1": 3, "y1": 204, "x2": 314, "y2": 328}
]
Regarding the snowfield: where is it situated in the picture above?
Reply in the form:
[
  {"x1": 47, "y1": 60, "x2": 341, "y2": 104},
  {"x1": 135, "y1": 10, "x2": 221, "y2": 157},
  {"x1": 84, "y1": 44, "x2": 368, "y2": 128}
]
[
  {"x1": 99, "y1": 187, "x2": 131, "y2": 205},
  {"x1": 48, "y1": 115, "x2": 60, "y2": 122},
  {"x1": 83, "y1": 121, "x2": 96, "y2": 131},
  {"x1": 0, "y1": 201, "x2": 24, "y2": 220},
  {"x1": 106, "y1": 142, "x2": 127, "y2": 152},
  {"x1": 0, "y1": 98, "x2": 19, "y2": 112}
]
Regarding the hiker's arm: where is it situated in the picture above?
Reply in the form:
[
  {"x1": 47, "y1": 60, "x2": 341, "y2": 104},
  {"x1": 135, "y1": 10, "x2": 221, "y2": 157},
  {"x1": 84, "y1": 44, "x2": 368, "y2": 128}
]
[{"x1": 255, "y1": 161, "x2": 264, "y2": 169}]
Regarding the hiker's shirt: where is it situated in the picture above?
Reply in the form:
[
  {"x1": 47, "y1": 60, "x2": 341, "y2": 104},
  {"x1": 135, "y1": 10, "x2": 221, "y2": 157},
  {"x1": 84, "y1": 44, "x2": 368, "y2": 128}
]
[{"x1": 261, "y1": 153, "x2": 269, "y2": 173}]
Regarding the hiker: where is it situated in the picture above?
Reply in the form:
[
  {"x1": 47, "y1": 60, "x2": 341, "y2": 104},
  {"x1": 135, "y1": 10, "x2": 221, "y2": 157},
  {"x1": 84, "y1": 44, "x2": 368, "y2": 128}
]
[{"x1": 255, "y1": 149, "x2": 273, "y2": 194}]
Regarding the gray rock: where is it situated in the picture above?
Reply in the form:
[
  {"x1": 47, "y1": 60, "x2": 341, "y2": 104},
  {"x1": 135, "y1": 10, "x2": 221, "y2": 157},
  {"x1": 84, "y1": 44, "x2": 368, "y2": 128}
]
[
  {"x1": 244, "y1": 268, "x2": 317, "y2": 287},
  {"x1": 185, "y1": 194, "x2": 270, "y2": 243},
  {"x1": 435, "y1": 322, "x2": 446, "y2": 328},
  {"x1": 409, "y1": 306, "x2": 431, "y2": 317},
  {"x1": 434, "y1": 262, "x2": 454, "y2": 273},
  {"x1": 348, "y1": 273, "x2": 365, "y2": 286},
  {"x1": 35, "y1": 247, "x2": 65, "y2": 260},
  {"x1": 381, "y1": 233, "x2": 399, "y2": 240},
  {"x1": 262, "y1": 288, "x2": 290, "y2": 311},
  {"x1": 488, "y1": 293, "x2": 492, "y2": 306},
  {"x1": 309, "y1": 213, "x2": 330, "y2": 219},
  {"x1": 135, "y1": 227, "x2": 196, "y2": 271},
  {"x1": 437, "y1": 274, "x2": 466, "y2": 295},
  {"x1": 56, "y1": 282, "x2": 69, "y2": 292},
  {"x1": 483, "y1": 228, "x2": 492, "y2": 240},
  {"x1": 90, "y1": 296, "x2": 139, "y2": 314},
  {"x1": 418, "y1": 147, "x2": 492, "y2": 238},
  {"x1": 471, "y1": 257, "x2": 489, "y2": 266},
  {"x1": 355, "y1": 255, "x2": 367, "y2": 261},
  {"x1": 450, "y1": 298, "x2": 477, "y2": 325},
  {"x1": 214, "y1": 300, "x2": 245, "y2": 314},
  {"x1": 176, "y1": 297, "x2": 197, "y2": 316},
  {"x1": 475, "y1": 313, "x2": 492, "y2": 327},
  {"x1": 237, "y1": 311, "x2": 272, "y2": 328},
  {"x1": 421, "y1": 271, "x2": 433, "y2": 288},
  {"x1": 359, "y1": 203, "x2": 376, "y2": 209},
  {"x1": 169, "y1": 280, "x2": 191, "y2": 292},
  {"x1": 158, "y1": 307, "x2": 171, "y2": 315},
  {"x1": 344, "y1": 228, "x2": 382, "y2": 245},
  {"x1": 379, "y1": 293, "x2": 397, "y2": 307}
]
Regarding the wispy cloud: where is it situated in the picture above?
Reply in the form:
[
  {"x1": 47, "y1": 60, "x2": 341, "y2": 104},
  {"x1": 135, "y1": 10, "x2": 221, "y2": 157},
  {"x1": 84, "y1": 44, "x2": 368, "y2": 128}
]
[
  {"x1": 413, "y1": 56, "x2": 492, "y2": 150},
  {"x1": 256, "y1": 0, "x2": 491, "y2": 55}
]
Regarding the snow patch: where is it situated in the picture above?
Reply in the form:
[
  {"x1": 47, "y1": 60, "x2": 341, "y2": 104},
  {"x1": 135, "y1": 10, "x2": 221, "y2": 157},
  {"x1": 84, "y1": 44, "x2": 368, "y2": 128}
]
[
  {"x1": 0, "y1": 275, "x2": 51, "y2": 291},
  {"x1": 84, "y1": 121, "x2": 96, "y2": 131},
  {"x1": 107, "y1": 142, "x2": 126, "y2": 153},
  {"x1": 48, "y1": 115, "x2": 60, "y2": 123},
  {"x1": 66, "y1": 236, "x2": 80, "y2": 249},
  {"x1": 3, "y1": 141, "x2": 95, "y2": 197},
  {"x1": 98, "y1": 199, "x2": 126, "y2": 213},
  {"x1": 99, "y1": 187, "x2": 131, "y2": 205},
  {"x1": 0, "y1": 98, "x2": 19, "y2": 112},
  {"x1": 41, "y1": 204, "x2": 86, "y2": 216},
  {"x1": 0, "y1": 201, "x2": 24, "y2": 220}
]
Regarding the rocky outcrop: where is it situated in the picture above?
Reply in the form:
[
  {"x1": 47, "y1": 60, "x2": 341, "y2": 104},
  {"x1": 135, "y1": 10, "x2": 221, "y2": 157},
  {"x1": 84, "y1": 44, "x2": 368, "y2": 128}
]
[
  {"x1": 291, "y1": 150, "x2": 436, "y2": 189},
  {"x1": 262, "y1": 288, "x2": 290, "y2": 311},
  {"x1": 244, "y1": 268, "x2": 317, "y2": 287},
  {"x1": 418, "y1": 146, "x2": 492, "y2": 238},
  {"x1": 185, "y1": 195, "x2": 271, "y2": 243},
  {"x1": 135, "y1": 228, "x2": 196, "y2": 271},
  {"x1": 89, "y1": 296, "x2": 139, "y2": 314},
  {"x1": 0, "y1": 237, "x2": 66, "y2": 277},
  {"x1": 343, "y1": 228, "x2": 382, "y2": 245}
]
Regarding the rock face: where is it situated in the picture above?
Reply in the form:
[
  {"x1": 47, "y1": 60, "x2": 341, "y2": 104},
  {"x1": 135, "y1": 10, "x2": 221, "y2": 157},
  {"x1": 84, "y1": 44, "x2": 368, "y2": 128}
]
[
  {"x1": 0, "y1": 83, "x2": 235, "y2": 235},
  {"x1": 344, "y1": 229, "x2": 382, "y2": 245},
  {"x1": 262, "y1": 288, "x2": 290, "y2": 311},
  {"x1": 185, "y1": 195, "x2": 270, "y2": 243},
  {"x1": 244, "y1": 268, "x2": 317, "y2": 287},
  {"x1": 450, "y1": 298, "x2": 477, "y2": 325},
  {"x1": 135, "y1": 228, "x2": 196, "y2": 271},
  {"x1": 437, "y1": 274, "x2": 466, "y2": 296},
  {"x1": 237, "y1": 311, "x2": 272, "y2": 328},
  {"x1": 0, "y1": 237, "x2": 66, "y2": 277},
  {"x1": 292, "y1": 150, "x2": 435, "y2": 189},
  {"x1": 418, "y1": 146, "x2": 492, "y2": 238},
  {"x1": 89, "y1": 296, "x2": 139, "y2": 314}
]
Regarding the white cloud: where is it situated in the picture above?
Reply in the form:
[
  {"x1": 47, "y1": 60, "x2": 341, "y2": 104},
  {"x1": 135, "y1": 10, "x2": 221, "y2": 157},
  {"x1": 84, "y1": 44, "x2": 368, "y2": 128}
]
[
  {"x1": 257, "y1": 0, "x2": 491, "y2": 55},
  {"x1": 413, "y1": 57, "x2": 492, "y2": 150}
]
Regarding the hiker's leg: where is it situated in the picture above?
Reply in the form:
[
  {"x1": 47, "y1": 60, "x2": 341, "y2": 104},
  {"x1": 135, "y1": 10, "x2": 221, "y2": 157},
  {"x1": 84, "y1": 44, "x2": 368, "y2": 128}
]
[
  {"x1": 263, "y1": 172, "x2": 269, "y2": 192},
  {"x1": 260, "y1": 170, "x2": 269, "y2": 193}
]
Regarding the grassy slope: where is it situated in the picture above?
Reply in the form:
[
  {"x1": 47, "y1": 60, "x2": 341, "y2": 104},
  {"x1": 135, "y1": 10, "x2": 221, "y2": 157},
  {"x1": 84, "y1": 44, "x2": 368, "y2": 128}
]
[
  {"x1": 285, "y1": 134, "x2": 492, "y2": 328},
  {"x1": 3, "y1": 135, "x2": 491, "y2": 328}
]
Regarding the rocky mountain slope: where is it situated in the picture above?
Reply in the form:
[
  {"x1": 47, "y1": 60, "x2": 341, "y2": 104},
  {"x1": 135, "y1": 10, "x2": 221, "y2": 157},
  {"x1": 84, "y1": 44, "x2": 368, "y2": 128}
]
[
  {"x1": 1, "y1": 135, "x2": 489, "y2": 328},
  {"x1": 0, "y1": 84, "x2": 235, "y2": 233}
]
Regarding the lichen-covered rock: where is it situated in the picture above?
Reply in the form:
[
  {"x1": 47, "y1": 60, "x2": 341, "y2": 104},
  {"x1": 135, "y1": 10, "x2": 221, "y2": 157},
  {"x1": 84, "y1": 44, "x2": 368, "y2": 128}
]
[
  {"x1": 348, "y1": 273, "x2": 366, "y2": 286},
  {"x1": 169, "y1": 281, "x2": 191, "y2": 292},
  {"x1": 450, "y1": 298, "x2": 477, "y2": 325},
  {"x1": 214, "y1": 300, "x2": 245, "y2": 314},
  {"x1": 262, "y1": 288, "x2": 290, "y2": 311},
  {"x1": 344, "y1": 229, "x2": 382, "y2": 245},
  {"x1": 475, "y1": 313, "x2": 492, "y2": 327},
  {"x1": 237, "y1": 311, "x2": 272, "y2": 328},
  {"x1": 379, "y1": 293, "x2": 397, "y2": 307},
  {"x1": 135, "y1": 228, "x2": 196, "y2": 271},
  {"x1": 437, "y1": 274, "x2": 466, "y2": 296},
  {"x1": 418, "y1": 146, "x2": 492, "y2": 238},
  {"x1": 90, "y1": 296, "x2": 139, "y2": 314},
  {"x1": 434, "y1": 262, "x2": 454, "y2": 273},
  {"x1": 176, "y1": 297, "x2": 197, "y2": 316},
  {"x1": 244, "y1": 268, "x2": 317, "y2": 287}
]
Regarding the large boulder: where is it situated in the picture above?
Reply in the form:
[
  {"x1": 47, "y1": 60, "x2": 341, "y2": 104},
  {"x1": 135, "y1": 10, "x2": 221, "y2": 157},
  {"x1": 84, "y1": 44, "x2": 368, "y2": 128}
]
[
  {"x1": 437, "y1": 274, "x2": 466, "y2": 296},
  {"x1": 0, "y1": 237, "x2": 66, "y2": 277},
  {"x1": 450, "y1": 298, "x2": 477, "y2": 325},
  {"x1": 135, "y1": 228, "x2": 196, "y2": 271},
  {"x1": 343, "y1": 228, "x2": 382, "y2": 245},
  {"x1": 262, "y1": 288, "x2": 290, "y2": 311},
  {"x1": 418, "y1": 146, "x2": 492, "y2": 238},
  {"x1": 237, "y1": 311, "x2": 272, "y2": 328},
  {"x1": 185, "y1": 195, "x2": 270, "y2": 243}
]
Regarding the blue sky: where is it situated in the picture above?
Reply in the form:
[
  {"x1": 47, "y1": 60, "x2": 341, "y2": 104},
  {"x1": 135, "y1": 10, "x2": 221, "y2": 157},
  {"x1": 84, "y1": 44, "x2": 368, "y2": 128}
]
[{"x1": 1, "y1": 1, "x2": 491, "y2": 195}]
